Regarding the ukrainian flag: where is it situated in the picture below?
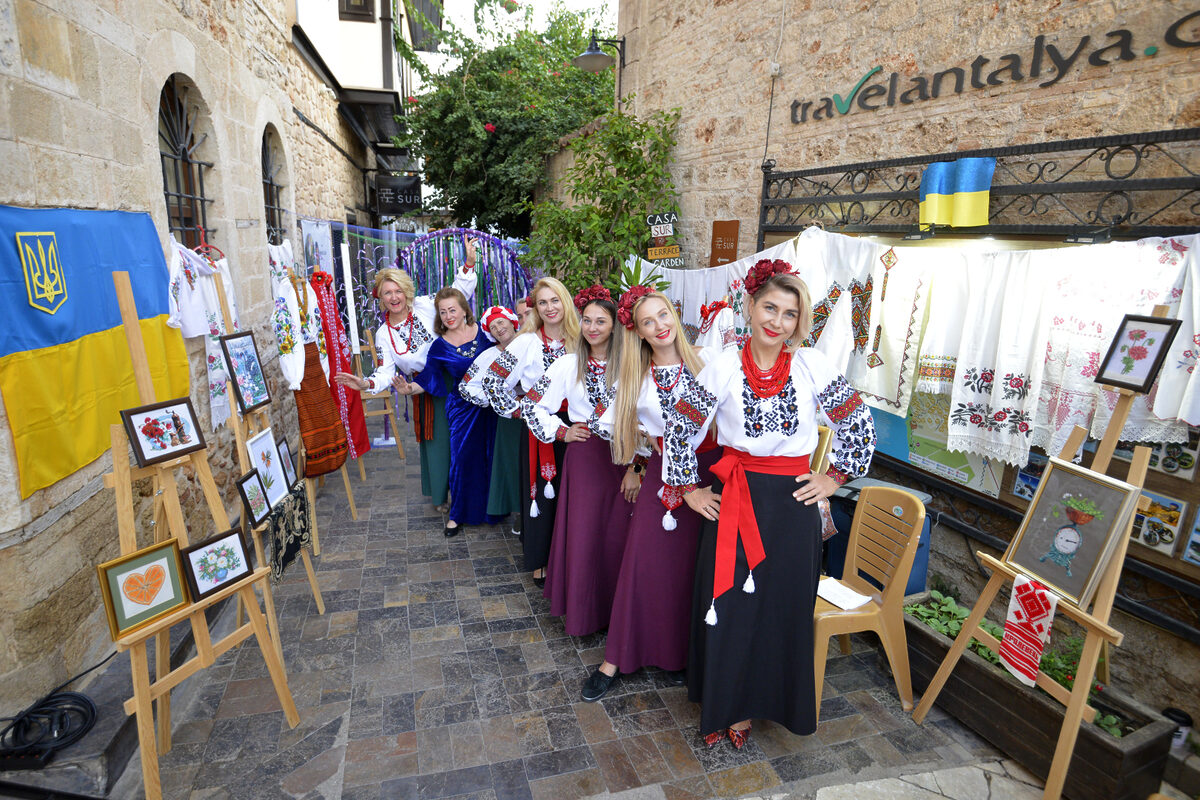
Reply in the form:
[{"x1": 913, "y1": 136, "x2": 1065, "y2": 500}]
[
  {"x1": 0, "y1": 206, "x2": 189, "y2": 497},
  {"x1": 918, "y1": 158, "x2": 996, "y2": 228}
]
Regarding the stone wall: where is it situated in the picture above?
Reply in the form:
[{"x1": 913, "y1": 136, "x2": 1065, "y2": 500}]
[
  {"x1": 571, "y1": 0, "x2": 1200, "y2": 718},
  {"x1": 0, "y1": 0, "x2": 372, "y2": 714}
]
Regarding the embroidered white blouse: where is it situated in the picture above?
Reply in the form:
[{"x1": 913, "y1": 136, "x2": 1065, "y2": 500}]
[
  {"x1": 521, "y1": 355, "x2": 615, "y2": 442},
  {"x1": 459, "y1": 345, "x2": 502, "y2": 407},
  {"x1": 269, "y1": 240, "x2": 328, "y2": 391},
  {"x1": 480, "y1": 331, "x2": 567, "y2": 418},
  {"x1": 663, "y1": 347, "x2": 877, "y2": 490},
  {"x1": 362, "y1": 265, "x2": 478, "y2": 393}
]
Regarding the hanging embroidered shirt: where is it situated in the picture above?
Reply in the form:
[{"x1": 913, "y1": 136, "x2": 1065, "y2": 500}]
[
  {"x1": 480, "y1": 331, "x2": 567, "y2": 419},
  {"x1": 661, "y1": 347, "x2": 877, "y2": 491},
  {"x1": 523, "y1": 355, "x2": 616, "y2": 441},
  {"x1": 269, "y1": 240, "x2": 327, "y2": 391},
  {"x1": 1153, "y1": 234, "x2": 1200, "y2": 426},
  {"x1": 166, "y1": 236, "x2": 241, "y2": 429},
  {"x1": 311, "y1": 271, "x2": 370, "y2": 459},
  {"x1": 362, "y1": 266, "x2": 478, "y2": 393}
]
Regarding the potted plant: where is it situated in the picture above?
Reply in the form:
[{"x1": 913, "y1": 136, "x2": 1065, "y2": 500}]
[
  {"x1": 903, "y1": 590, "x2": 1174, "y2": 800},
  {"x1": 1055, "y1": 494, "x2": 1104, "y2": 526}
]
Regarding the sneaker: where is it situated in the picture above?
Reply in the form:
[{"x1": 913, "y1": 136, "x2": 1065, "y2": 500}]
[{"x1": 581, "y1": 668, "x2": 620, "y2": 702}]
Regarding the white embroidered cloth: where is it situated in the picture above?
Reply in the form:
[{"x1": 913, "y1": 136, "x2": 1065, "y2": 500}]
[
  {"x1": 1148, "y1": 235, "x2": 1200, "y2": 426},
  {"x1": 913, "y1": 251, "x2": 969, "y2": 395}
]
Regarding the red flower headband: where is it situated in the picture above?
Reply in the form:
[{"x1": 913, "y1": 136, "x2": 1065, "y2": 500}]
[
  {"x1": 573, "y1": 284, "x2": 612, "y2": 311},
  {"x1": 521, "y1": 294, "x2": 533, "y2": 308},
  {"x1": 743, "y1": 258, "x2": 795, "y2": 296},
  {"x1": 616, "y1": 285, "x2": 655, "y2": 330}
]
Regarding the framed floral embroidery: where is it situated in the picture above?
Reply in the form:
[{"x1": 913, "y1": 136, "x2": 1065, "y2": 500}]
[{"x1": 1095, "y1": 314, "x2": 1182, "y2": 394}]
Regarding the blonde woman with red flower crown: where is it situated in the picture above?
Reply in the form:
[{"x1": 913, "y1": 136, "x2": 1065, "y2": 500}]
[
  {"x1": 333, "y1": 237, "x2": 478, "y2": 513},
  {"x1": 523, "y1": 285, "x2": 634, "y2": 637},
  {"x1": 480, "y1": 276, "x2": 580, "y2": 585},
  {"x1": 663, "y1": 259, "x2": 876, "y2": 749},
  {"x1": 578, "y1": 288, "x2": 737, "y2": 703}
]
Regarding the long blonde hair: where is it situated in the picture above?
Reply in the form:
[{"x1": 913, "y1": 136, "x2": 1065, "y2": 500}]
[
  {"x1": 574, "y1": 298, "x2": 622, "y2": 391},
  {"x1": 610, "y1": 292, "x2": 704, "y2": 464},
  {"x1": 519, "y1": 277, "x2": 580, "y2": 350}
]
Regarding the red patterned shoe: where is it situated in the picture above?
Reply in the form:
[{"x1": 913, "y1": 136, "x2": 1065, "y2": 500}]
[
  {"x1": 703, "y1": 730, "x2": 724, "y2": 748},
  {"x1": 728, "y1": 723, "x2": 752, "y2": 750}
]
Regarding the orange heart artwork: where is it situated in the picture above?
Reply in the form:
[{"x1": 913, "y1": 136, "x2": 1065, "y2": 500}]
[{"x1": 122, "y1": 564, "x2": 166, "y2": 606}]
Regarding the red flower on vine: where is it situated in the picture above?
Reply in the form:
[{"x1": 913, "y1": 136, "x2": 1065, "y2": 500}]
[
  {"x1": 407, "y1": 96, "x2": 418, "y2": 104},
  {"x1": 484, "y1": 123, "x2": 496, "y2": 133}
]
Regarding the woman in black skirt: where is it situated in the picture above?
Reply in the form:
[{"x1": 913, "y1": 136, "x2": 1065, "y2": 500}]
[
  {"x1": 480, "y1": 277, "x2": 579, "y2": 585},
  {"x1": 662, "y1": 259, "x2": 877, "y2": 748}
]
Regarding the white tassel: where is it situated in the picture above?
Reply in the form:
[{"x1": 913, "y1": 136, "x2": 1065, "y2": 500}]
[
  {"x1": 544, "y1": 482, "x2": 555, "y2": 500},
  {"x1": 530, "y1": 498, "x2": 540, "y2": 517},
  {"x1": 657, "y1": 486, "x2": 665, "y2": 500},
  {"x1": 742, "y1": 570, "x2": 756, "y2": 594},
  {"x1": 704, "y1": 600, "x2": 717, "y2": 626},
  {"x1": 662, "y1": 510, "x2": 677, "y2": 531}
]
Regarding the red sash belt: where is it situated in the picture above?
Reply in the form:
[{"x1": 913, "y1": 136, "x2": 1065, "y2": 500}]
[
  {"x1": 528, "y1": 400, "x2": 569, "y2": 500},
  {"x1": 709, "y1": 448, "x2": 810, "y2": 602}
]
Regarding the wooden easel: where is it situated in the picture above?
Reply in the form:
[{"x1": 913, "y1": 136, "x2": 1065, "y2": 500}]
[
  {"x1": 357, "y1": 326, "x2": 406, "y2": 463},
  {"x1": 104, "y1": 273, "x2": 297, "y2": 800},
  {"x1": 211, "y1": 276, "x2": 325, "y2": 646},
  {"x1": 912, "y1": 306, "x2": 1170, "y2": 800}
]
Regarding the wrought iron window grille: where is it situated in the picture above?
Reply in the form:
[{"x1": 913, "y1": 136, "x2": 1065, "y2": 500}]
[
  {"x1": 262, "y1": 131, "x2": 288, "y2": 246},
  {"x1": 758, "y1": 127, "x2": 1200, "y2": 249},
  {"x1": 158, "y1": 75, "x2": 214, "y2": 250}
]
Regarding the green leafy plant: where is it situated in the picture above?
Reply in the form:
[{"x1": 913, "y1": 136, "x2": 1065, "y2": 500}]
[
  {"x1": 1053, "y1": 495, "x2": 1104, "y2": 520},
  {"x1": 394, "y1": 6, "x2": 613, "y2": 236},
  {"x1": 904, "y1": 592, "x2": 1129, "y2": 737},
  {"x1": 524, "y1": 108, "x2": 682, "y2": 294}
]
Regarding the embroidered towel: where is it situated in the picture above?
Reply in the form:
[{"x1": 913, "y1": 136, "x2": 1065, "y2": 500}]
[
  {"x1": 914, "y1": 251, "x2": 969, "y2": 395},
  {"x1": 999, "y1": 576, "x2": 1058, "y2": 687}
]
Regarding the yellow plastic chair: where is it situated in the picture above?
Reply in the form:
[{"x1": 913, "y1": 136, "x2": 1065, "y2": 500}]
[{"x1": 813, "y1": 485, "x2": 926, "y2": 721}]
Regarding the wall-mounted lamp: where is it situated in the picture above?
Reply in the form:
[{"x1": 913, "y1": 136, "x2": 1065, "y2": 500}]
[{"x1": 573, "y1": 32, "x2": 626, "y2": 109}]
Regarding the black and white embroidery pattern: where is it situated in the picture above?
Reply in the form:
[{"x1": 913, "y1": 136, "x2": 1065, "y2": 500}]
[
  {"x1": 458, "y1": 360, "x2": 488, "y2": 406},
  {"x1": 482, "y1": 349, "x2": 520, "y2": 417},
  {"x1": 408, "y1": 316, "x2": 434, "y2": 351},
  {"x1": 662, "y1": 371, "x2": 717, "y2": 489},
  {"x1": 584, "y1": 366, "x2": 616, "y2": 439},
  {"x1": 542, "y1": 341, "x2": 566, "y2": 369},
  {"x1": 521, "y1": 373, "x2": 559, "y2": 442},
  {"x1": 817, "y1": 376, "x2": 876, "y2": 479},
  {"x1": 740, "y1": 379, "x2": 800, "y2": 438}
]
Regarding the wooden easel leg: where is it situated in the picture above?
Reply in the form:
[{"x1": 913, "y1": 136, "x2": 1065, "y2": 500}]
[
  {"x1": 300, "y1": 549, "x2": 326, "y2": 615},
  {"x1": 341, "y1": 464, "x2": 358, "y2": 520},
  {"x1": 304, "y1": 477, "x2": 321, "y2": 556},
  {"x1": 249, "y1": 530, "x2": 283, "y2": 659},
  {"x1": 238, "y1": 585, "x2": 300, "y2": 727},
  {"x1": 912, "y1": 570, "x2": 1006, "y2": 723},
  {"x1": 1042, "y1": 632, "x2": 1106, "y2": 800},
  {"x1": 358, "y1": 457, "x2": 366, "y2": 482},
  {"x1": 129, "y1": 642, "x2": 163, "y2": 800},
  {"x1": 153, "y1": 629, "x2": 172, "y2": 754}
]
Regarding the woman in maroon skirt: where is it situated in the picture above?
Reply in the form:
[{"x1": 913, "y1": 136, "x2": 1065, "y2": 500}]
[
  {"x1": 581, "y1": 289, "x2": 737, "y2": 702},
  {"x1": 665, "y1": 259, "x2": 876, "y2": 748},
  {"x1": 522, "y1": 285, "x2": 631, "y2": 635}
]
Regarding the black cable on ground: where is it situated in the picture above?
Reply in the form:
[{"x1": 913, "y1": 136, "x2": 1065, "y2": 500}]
[{"x1": 0, "y1": 652, "x2": 117, "y2": 770}]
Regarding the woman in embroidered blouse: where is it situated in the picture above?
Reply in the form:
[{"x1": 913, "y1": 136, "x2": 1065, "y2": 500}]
[
  {"x1": 665, "y1": 260, "x2": 876, "y2": 748},
  {"x1": 580, "y1": 290, "x2": 733, "y2": 702},
  {"x1": 480, "y1": 277, "x2": 580, "y2": 585},
  {"x1": 393, "y1": 287, "x2": 497, "y2": 536},
  {"x1": 522, "y1": 285, "x2": 631, "y2": 639},
  {"x1": 333, "y1": 239, "x2": 478, "y2": 512},
  {"x1": 459, "y1": 305, "x2": 524, "y2": 527}
]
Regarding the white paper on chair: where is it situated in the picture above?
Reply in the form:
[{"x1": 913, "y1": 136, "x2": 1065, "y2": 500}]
[{"x1": 818, "y1": 577, "x2": 872, "y2": 610}]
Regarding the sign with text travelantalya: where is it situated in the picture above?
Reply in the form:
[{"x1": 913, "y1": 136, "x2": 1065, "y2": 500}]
[
  {"x1": 790, "y1": 10, "x2": 1200, "y2": 124},
  {"x1": 376, "y1": 175, "x2": 422, "y2": 215}
]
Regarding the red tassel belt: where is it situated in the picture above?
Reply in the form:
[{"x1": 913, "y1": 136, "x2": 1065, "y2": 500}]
[
  {"x1": 529, "y1": 400, "x2": 569, "y2": 498},
  {"x1": 654, "y1": 432, "x2": 719, "y2": 512},
  {"x1": 709, "y1": 448, "x2": 810, "y2": 602}
]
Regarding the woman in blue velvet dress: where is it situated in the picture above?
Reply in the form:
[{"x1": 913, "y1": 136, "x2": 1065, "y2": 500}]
[{"x1": 395, "y1": 286, "x2": 499, "y2": 536}]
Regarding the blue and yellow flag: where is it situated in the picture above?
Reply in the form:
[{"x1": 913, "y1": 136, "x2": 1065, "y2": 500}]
[
  {"x1": 918, "y1": 158, "x2": 996, "y2": 228},
  {"x1": 0, "y1": 206, "x2": 189, "y2": 497}
]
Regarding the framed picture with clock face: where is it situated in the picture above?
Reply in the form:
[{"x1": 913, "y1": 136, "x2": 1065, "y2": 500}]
[{"x1": 1002, "y1": 457, "x2": 1141, "y2": 609}]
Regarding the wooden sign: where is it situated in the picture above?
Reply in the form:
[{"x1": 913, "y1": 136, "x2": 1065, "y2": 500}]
[
  {"x1": 647, "y1": 244, "x2": 681, "y2": 260},
  {"x1": 645, "y1": 211, "x2": 679, "y2": 226},
  {"x1": 650, "y1": 223, "x2": 674, "y2": 238},
  {"x1": 709, "y1": 220, "x2": 740, "y2": 266}
]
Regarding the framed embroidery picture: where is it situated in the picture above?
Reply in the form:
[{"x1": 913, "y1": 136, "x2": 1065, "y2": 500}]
[
  {"x1": 1094, "y1": 314, "x2": 1182, "y2": 394},
  {"x1": 1002, "y1": 457, "x2": 1140, "y2": 608},
  {"x1": 247, "y1": 427, "x2": 289, "y2": 508},
  {"x1": 237, "y1": 469, "x2": 271, "y2": 528},
  {"x1": 277, "y1": 437, "x2": 297, "y2": 488},
  {"x1": 97, "y1": 540, "x2": 190, "y2": 641},
  {"x1": 181, "y1": 528, "x2": 253, "y2": 601},
  {"x1": 220, "y1": 331, "x2": 271, "y2": 413},
  {"x1": 120, "y1": 397, "x2": 207, "y2": 467}
]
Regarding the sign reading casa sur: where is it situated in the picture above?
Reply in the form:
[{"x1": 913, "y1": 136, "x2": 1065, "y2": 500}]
[{"x1": 791, "y1": 9, "x2": 1199, "y2": 124}]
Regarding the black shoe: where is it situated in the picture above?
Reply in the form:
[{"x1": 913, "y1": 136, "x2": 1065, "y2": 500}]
[
  {"x1": 532, "y1": 573, "x2": 546, "y2": 589},
  {"x1": 443, "y1": 523, "x2": 460, "y2": 538},
  {"x1": 665, "y1": 670, "x2": 686, "y2": 686},
  {"x1": 581, "y1": 668, "x2": 620, "y2": 702}
]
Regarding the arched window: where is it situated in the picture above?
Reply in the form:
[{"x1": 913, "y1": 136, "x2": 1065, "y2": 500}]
[
  {"x1": 158, "y1": 74, "x2": 213, "y2": 248},
  {"x1": 262, "y1": 127, "x2": 287, "y2": 246}
]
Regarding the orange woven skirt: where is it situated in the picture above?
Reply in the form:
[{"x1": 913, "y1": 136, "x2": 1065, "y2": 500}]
[{"x1": 295, "y1": 342, "x2": 348, "y2": 478}]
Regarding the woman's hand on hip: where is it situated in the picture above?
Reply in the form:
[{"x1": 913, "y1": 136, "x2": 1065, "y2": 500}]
[{"x1": 793, "y1": 472, "x2": 837, "y2": 505}]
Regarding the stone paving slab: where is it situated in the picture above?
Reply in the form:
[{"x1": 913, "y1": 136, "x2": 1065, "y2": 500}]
[{"x1": 109, "y1": 428, "x2": 1039, "y2": 799}]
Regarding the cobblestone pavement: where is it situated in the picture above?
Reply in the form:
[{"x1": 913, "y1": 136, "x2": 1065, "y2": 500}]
[{"x1": 113, "y1": 427, "x2": 1025, "y2": 800}]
